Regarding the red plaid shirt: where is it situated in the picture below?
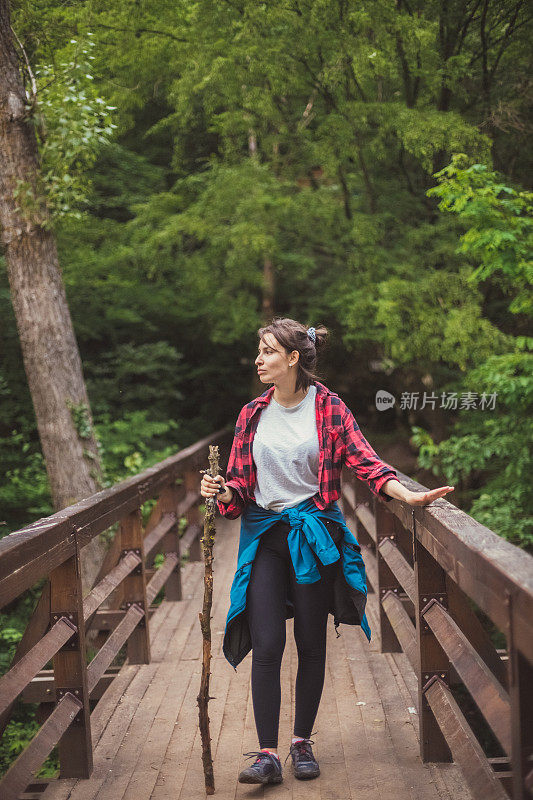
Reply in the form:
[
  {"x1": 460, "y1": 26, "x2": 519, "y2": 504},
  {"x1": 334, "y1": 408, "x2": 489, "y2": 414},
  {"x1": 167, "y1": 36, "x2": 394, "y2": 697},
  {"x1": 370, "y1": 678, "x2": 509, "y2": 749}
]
[{"x1": 217, "y1": 380, "x2": 398, "y2": 519}]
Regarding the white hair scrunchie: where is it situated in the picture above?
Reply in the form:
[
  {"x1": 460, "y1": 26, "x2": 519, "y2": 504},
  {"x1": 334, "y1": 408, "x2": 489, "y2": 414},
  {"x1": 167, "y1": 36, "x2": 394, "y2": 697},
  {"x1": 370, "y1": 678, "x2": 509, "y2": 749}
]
[{"x1": 306, "y1": 326, "x2": 316, "y2": 343}]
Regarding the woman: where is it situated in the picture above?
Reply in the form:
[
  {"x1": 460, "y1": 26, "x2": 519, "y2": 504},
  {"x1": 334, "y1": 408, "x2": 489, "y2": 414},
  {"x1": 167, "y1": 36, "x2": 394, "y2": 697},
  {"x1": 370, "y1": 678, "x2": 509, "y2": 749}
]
[{"x1": 200, "y1": 317, "x2": 454, "y2": 786}]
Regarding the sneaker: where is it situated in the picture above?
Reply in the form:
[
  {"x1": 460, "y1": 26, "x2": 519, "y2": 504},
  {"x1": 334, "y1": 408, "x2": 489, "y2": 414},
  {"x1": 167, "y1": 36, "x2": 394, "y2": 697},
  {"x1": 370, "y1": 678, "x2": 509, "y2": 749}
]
[
  {"x1": 286, "y1": 738, "x2": 320, "y2": 779},
  {"x1": 238, "y1": 750, "x2": 283, "y2": 784}
]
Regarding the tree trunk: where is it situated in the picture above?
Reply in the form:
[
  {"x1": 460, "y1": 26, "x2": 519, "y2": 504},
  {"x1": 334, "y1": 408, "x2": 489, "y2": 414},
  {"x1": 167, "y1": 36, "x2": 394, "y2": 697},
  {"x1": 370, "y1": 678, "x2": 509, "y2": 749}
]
[
  {"x1": 262, "y1": 255, "x2": 275, "y2": 322},
  {"x1": 0, "y1": 1, "x2": 106, "y2": 592}
]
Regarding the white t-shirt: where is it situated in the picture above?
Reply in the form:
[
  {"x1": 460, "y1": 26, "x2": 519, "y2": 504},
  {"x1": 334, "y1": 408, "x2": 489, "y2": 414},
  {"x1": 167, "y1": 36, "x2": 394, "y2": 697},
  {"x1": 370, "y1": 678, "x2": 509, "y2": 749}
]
[{"x1": 252, "y1": 384, "x2": 319, "y2": 512}]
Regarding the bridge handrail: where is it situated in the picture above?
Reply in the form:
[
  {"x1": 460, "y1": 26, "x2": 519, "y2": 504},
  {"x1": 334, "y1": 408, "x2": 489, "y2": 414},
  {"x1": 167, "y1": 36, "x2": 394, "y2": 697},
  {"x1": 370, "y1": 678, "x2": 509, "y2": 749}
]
[
  {"x1": 341, "y1": 466, "x2": 533, "y2": 800},
  {"x1": 0, "y1": 428, "x2": 232, "y2": 800},
  {"x1": 0, "y1": 428, "x2": 231, "y2": 606}
]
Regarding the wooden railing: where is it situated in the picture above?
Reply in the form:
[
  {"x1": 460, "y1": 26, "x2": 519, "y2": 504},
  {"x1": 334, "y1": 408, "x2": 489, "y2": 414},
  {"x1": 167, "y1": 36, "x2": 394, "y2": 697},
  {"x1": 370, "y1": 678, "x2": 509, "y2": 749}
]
[
  {"x1": 340, "y1": 466, "x2": 533, "y2": 800},
  {"x1": 1, "y1": 428, "x2": 532, "y2": 800},
  {"x1": 0, "y1": 428, "x2": 231, "y2": 800}
]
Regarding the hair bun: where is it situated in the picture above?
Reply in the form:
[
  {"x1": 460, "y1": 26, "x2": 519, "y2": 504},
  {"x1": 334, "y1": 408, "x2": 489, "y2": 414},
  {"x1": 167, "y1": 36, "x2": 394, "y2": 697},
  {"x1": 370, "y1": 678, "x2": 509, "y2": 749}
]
[{"x1": 312, "y1": 324, "x2": 328, "y2": 351}]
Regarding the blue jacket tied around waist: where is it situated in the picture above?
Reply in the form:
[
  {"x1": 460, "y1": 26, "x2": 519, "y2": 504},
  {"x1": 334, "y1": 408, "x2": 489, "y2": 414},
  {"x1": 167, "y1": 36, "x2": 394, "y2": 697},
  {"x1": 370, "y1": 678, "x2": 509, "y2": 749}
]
[{"x1": 223, "y1": 497, "x2": 371, "y2": 670}]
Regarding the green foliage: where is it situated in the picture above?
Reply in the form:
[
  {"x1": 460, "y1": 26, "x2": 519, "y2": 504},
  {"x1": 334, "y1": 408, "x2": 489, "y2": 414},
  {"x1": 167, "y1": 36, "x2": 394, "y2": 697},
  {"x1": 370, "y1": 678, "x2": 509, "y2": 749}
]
[
  {"x1": 428, "y1": 156, "x2": 533, "y2": 315},
  {"x1": 95, "y1": 410, "x2": 179, "y2": 486},
  {"x1": 0, "y1": 431, "x2": 53, "y2": 526},
  {"x1": 412, "y1": 163, "x2": 533, "y2": 547},
  {"x1": 85, "y1": 342, "x2": 185, "y2": 415},
  {"x1": 376, "y1": 269, "x2": 511, "y2": 371},
  {"x1": 29, "y1": 36, "x2": 117, "y2": 224},
  {"x1": 0, "y1": 582, "x2": 59, "y2": 778},
  {"x1": 65, "y1": 399, "x2": 93, "y2": 439},
  {"x1": 413, "y1": 353, "x2": 533, "y2": 548},
  {"x1": 0, "y1": 717, "x2": 41, "y2": 776},
  {"x1": 385, "y1": 106, "x2": 492, "y2": 174}
]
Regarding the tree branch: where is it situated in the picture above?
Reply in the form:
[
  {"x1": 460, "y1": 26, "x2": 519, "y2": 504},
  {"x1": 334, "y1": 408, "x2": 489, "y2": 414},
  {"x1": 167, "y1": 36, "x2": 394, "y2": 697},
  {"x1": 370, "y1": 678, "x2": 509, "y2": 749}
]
[
  {"x1": 90, "y1": 22, "x2": 188, "y2": 42},
  {"x1": 9, "y1": 25, "x2": 37, "y2": 102}
]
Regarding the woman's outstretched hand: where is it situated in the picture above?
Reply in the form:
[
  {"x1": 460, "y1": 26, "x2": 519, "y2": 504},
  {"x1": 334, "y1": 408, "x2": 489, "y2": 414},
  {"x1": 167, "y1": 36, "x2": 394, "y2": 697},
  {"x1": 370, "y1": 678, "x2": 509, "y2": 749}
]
[{"x1": 406, "y1": 486, "x2": 454, "y2": 506}]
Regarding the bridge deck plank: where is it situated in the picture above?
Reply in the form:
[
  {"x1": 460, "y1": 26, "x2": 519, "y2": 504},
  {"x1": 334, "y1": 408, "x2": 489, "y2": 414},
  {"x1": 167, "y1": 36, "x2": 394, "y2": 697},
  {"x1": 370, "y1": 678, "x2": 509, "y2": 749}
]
[{"x1": 40, "y1": 517, "x2": 474, "y2": 800}]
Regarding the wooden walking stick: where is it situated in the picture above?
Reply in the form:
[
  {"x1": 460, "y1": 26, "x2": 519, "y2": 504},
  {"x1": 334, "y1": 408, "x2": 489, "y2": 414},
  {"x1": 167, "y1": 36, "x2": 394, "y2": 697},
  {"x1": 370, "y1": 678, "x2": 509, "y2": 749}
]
[{"x1": 197, "y1": 445, "x2": 220, "y2": 795}]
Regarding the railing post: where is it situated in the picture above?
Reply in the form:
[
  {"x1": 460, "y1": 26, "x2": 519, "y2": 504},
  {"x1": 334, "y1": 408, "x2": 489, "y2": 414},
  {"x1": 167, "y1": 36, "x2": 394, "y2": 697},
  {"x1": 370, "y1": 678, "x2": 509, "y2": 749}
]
[
  {"x1": 413, "y1": 513, "x2": 452, "y2": 763},
  {"x1": 50, "y1": 532, "x2": 93, "y2": 778},
  {"x1": 351, "y1": 477, "x2": 363, "y2": 539},
  {"x1": 507, "y1": 590, "x2": 533, "y2": 799},
  {"x1": 120, "y1": 509, "x2": 151, "y2": 664},
  {"x1": 156, "y1": 482, "x2": 183, "y2": 601},
  {"x1": 185, "y1": 469, "x2": 202, "y2": 562},
  {"x1": 375, "y1": 500, "x2": 402, "y2": 652}
]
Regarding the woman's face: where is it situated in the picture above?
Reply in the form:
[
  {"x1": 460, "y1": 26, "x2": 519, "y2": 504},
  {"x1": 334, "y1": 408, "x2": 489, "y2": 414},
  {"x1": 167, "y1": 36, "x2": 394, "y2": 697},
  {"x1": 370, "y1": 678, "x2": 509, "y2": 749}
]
[{"x1": 255, "y1": 333, "x2": 298, "y2": 383}]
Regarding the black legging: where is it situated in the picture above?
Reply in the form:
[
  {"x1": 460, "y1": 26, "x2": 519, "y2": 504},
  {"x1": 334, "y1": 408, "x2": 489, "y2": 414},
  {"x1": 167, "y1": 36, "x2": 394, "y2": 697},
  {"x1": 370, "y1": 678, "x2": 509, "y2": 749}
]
[{"x1": 246, "y1": 518, "x2": 342, "y2": 748}]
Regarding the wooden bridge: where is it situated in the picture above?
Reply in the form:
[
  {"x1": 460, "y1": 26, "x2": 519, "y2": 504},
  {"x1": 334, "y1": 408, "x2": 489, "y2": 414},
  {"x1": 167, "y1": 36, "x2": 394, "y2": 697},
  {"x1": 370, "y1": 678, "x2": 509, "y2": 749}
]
[{"x1": 1, "y1": 430, "x2": 532, "y2": 800}]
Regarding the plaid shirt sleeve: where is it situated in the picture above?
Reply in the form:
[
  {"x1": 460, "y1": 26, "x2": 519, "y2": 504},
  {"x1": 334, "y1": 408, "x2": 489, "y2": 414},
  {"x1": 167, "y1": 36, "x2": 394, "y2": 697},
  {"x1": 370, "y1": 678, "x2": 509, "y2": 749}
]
[
  {"x1": 216, "y1": 411, "x2": 248, "y2": 519},
  {"x1": 340, "y1": 402, "x2": 398, "y2": 502}
]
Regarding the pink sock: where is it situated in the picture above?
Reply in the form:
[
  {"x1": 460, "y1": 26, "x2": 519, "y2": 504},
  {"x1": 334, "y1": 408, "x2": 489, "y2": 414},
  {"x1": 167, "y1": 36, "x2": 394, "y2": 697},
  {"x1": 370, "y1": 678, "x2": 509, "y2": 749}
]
[{"x1": 261, "y1": 748, "x2": 279, "y2": 759}]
